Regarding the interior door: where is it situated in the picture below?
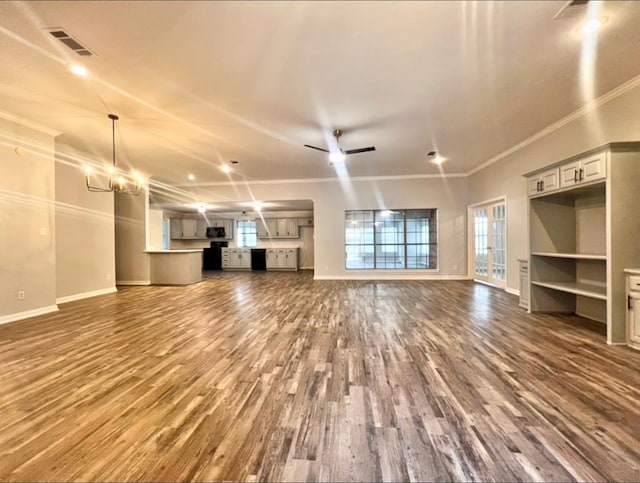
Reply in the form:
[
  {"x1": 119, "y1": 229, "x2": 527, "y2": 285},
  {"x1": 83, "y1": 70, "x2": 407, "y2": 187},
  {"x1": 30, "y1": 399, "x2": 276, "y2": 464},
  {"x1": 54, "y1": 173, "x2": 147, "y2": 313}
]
[{"x1": 472, "y1": 201, "x2": 506, "y2": 288}]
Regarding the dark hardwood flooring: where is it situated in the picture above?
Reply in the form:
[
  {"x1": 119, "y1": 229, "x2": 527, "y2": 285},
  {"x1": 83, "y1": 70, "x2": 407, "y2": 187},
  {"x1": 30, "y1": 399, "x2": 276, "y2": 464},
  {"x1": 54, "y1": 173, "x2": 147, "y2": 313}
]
[{"x1": 0, "y1": 271, "x2": 639, "y2": 481}]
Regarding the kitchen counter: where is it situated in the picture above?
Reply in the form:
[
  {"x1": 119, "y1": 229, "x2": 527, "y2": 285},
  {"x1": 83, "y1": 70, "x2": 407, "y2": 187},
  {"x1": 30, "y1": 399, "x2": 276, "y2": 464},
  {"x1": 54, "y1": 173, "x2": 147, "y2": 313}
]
[
  {"x1": 145, "y1": 249, "x2": 203, "y2": 285},
  {"x1": 624, "y1": 269, "x2": 640, "y2": 275}
]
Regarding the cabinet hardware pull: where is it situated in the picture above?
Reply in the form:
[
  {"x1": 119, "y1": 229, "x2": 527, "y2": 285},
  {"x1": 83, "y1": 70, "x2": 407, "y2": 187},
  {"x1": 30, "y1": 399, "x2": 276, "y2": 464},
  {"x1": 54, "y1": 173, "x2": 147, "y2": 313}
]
[
  {"x1": 630, "y1": 295, "x2": 633, "y2": 310},
  {"x1": 574, "y1": 169, "x2": 578, "y2": 182},
  {"x1": 540, "y1": 180, "x2": 544, "y2": 190},
  {"x1": 579, "y1": 168, "x2": 584, "y2": 181}
]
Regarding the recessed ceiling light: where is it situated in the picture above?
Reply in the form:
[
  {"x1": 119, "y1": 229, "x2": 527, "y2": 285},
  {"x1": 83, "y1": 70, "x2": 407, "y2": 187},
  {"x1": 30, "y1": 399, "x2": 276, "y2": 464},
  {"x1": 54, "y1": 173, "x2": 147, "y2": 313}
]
[
  {"x1": 188, "y1": 173, "x2": 195, "y2": 181},
  {"x1": 254, "y1": 201, "x2": 262, "y2": 212},
  {"x1": 69, "y1": 64, "x2": 88, "y2": 77},
  {"x1": 432, "y1": 155, "x2": 446, "y2": 165},
  {"x1": 197, "y1": 204, "x2": 206, "y2": 213},
  {"x1": 580, "y1": 17, "x2": 607, "y2": 35},
  {"x1": 230, "y1": 160, "x2": 239, "y2": 165},
  {"x1": 221, "y1": 165, "x2": 231, "y2": 173},
  {"x1": 14, "y1": 147, "x2": 27, "y2": 156}
]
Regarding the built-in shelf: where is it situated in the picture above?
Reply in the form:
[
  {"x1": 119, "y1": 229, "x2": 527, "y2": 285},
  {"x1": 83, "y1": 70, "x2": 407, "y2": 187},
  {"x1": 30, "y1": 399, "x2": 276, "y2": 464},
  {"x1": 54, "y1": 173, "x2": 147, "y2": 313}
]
[
  {"x1": 531, "y1": 280, "x2": 607, "y2": 300},
  {"x1": 531, "y1": 252, "x2": 607, "y2": 260}
]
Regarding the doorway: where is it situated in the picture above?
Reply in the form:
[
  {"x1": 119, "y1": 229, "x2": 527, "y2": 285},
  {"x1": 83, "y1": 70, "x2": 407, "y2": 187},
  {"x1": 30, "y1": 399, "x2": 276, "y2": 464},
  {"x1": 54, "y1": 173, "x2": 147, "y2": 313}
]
[{"x1": 469, "y1": 199, "x2": 506, "y2": 288}]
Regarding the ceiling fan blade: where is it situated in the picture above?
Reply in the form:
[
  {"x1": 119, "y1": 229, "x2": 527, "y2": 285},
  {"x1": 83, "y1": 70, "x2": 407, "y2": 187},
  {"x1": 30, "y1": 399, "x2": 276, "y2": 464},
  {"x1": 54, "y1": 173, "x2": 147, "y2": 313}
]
[
  {"x1": 344, "y1": 146, "x2": 376, "y2": 155},
  {"x1": 304, "y1": 144, "x2": 330, "y2": 153}
]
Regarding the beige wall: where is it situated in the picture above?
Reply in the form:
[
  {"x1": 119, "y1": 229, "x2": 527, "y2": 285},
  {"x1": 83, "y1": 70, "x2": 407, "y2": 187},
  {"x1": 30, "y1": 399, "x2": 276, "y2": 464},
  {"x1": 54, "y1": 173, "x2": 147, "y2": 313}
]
[
  {"x1": 0, "y1": 116, "x2": 57, "y2": 320},
  {"x1": 55, "y1": 143, "x2": 116, "y2": 299},
  {"x1": 148, "y1": 209, "x2": 164, "y2": 250},
  {"x1": 115, "y1": 190, "x2": 150, "y2": 284},
  {"x1": 163, "y1": 176, "x2": 469, "y2": 279},
  {"x1": 468, "y1": 80, "x2": 640, "y2": 292}
]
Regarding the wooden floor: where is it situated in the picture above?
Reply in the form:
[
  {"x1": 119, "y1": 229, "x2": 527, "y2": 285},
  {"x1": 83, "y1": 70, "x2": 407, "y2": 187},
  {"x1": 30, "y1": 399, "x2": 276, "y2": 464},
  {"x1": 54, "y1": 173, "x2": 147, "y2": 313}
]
[{"x1": 1, "y1": 271, "x2": 639, "y2": 482}]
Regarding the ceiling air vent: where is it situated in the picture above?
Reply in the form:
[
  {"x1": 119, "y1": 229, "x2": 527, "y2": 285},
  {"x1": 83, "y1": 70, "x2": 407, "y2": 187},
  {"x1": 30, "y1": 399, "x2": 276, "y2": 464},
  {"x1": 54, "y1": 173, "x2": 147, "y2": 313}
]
[
  {"x1": 45, "y1": 28, "x2": 95, "y2": 56},
  {"x1": 554, "y1": 0, "x2": 590, "y2": 20}
]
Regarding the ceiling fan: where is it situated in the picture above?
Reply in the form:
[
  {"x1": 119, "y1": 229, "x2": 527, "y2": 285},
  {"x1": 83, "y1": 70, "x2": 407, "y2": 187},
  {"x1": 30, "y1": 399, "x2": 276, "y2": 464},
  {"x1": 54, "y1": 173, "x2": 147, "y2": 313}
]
[{"x1": 304, "y1": 129, "x2": 376, "y2": 163}]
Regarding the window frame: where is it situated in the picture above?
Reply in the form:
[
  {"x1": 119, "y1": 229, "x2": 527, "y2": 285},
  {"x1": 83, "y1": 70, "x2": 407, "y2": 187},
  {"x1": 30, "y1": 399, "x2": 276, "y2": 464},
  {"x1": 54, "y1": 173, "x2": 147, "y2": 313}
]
[
  {"x1": 344, "y1": 209, "x2": 438, "y2": 270},
  {"x1": 237, "y1": 219, "x2": 258, "y2": 248}
]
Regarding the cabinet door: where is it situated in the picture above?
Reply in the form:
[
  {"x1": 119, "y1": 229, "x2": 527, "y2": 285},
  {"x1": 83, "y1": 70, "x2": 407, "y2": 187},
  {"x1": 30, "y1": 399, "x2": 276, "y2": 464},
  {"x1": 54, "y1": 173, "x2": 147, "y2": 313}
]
[
  {"x1": 170, "y1": 219, "x2": 183, "y2": 239},
  {"x1": 519, "y1": 269, "x2": 529, "y2": 309},
  {"x1": 266, "y1": 249, "x2": 277, "y2": 269},
  {"x1": 581, "y1": 153, "x2": 606, "y2": 184},
  {"x1": 560, "y1": 161, "x2": 581, "y2": 189},
  {"x1": 257, "y1": 219, "x2": 269, "y2": 239},
  {"x1": 224, "y1": 220, "x2": 234, "y2": 240},
  {"x1": 629, "y1": 293, "x2": 640, "y2": 345},
  {"x1": 182, "y1": 219, "x2": 197, "y2": 239},
  {"x1": 286, "y1": 219, "x2": 299, "y2": 238},
  {"x1": 240, "y1": 249, "x2": 251, "y2": 268},
  {"x1": 285, "y1": 249, "x2": 297, "y2": 269},
  {"x1": 527, "y1": 176, "x2": 542, "y2": 196},
  {"x1": 540, "y1": 168, "x2": 559, "y2": 193},
  {"x1": 195, "y1": 219, "x2": 207, "y2": 239},
  {"x1": 276, "y1": 219, "x2": 288, "y2": 238},
  {"x1": 276, "y1": 249, "x2": 287, "y2": 268}
]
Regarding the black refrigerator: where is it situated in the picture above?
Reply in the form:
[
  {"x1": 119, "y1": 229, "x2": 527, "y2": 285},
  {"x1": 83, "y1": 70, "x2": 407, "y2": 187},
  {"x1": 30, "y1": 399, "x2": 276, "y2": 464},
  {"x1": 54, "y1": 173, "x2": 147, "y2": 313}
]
[{"x1": 202, "y1": 241, "x2": 228, "y2": 270}]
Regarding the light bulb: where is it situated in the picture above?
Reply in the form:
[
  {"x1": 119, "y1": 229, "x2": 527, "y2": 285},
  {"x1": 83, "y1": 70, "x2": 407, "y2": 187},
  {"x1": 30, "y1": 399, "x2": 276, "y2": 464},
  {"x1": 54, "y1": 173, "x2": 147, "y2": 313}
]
[
  {"x1": 188, "y1": 173, "x2": 195, "y2": 181},
  {"x1": 329, "y1": 151, "x2": 346, "y2": 163},
  {"x1": 69, "y1": 64, "x2": 88, "y2": 77},
  {"x1": 581, "y1": 19, "x2": 602, "y2": 35}
]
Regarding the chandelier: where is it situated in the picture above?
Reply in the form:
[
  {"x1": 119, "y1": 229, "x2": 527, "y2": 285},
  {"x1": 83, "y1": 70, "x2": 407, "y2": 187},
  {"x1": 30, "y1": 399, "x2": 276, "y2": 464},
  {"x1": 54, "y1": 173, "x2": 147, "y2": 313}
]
[{"x1": 85, "y1": 114, "x2": 143, "y2": 194}]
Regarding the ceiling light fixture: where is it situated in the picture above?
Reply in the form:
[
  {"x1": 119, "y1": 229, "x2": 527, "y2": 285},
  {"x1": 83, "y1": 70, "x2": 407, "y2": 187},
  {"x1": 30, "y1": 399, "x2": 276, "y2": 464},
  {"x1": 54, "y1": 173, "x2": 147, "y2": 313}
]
[
  {"x1": 254, "y1": 201, "x2": 262, "y2": 212},
  {"x1": 427, "y1": 150, "x2": 446, "y2": 165},
  {"x1": 69, "y1": 64, "x2": 88, "y2": 77},
  {"x1": 329, "y1": 151, "x2": 346, "y2": 163},
  {"x1": 198, "y1": 204, "x2": 206, "y2": 214},
  {"x1": 581, "y1": 18, "x2": 603, "y2": 35},
  {"x1": 188, "y1": 173, "x2": 195, "y2": 181},
  {"x1": 221, "y1": 165, "x2": 231, "y2": 173},
  {"x1": 85, "y1": 114, "x2": 143, "y2": 195}
]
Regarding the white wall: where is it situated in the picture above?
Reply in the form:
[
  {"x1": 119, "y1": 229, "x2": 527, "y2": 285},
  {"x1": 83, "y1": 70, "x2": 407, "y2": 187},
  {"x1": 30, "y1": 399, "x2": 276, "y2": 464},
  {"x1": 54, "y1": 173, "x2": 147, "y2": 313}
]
[
  {"x1": 55, "y1": 143, "x2": 116, "y2": 301},
  {"x1": 468, "y1": 78, "x2": 640, "y2": 292},
  {"x1": 0, "y1": 115, "x2": 57, "y2": 322},
  {"x1": 163, "y1": 176, "x2": 469, "y2": 279},
  {"x1": 115, "y1": 190, "x2": 150, "y2": 284}
]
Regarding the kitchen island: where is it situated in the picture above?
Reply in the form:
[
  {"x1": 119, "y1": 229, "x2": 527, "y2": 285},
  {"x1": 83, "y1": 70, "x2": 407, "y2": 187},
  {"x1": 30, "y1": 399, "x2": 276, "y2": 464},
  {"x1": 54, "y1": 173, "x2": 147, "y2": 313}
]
[{"x1": 145, "y1": 249, "x2": 203, "y2": 285}]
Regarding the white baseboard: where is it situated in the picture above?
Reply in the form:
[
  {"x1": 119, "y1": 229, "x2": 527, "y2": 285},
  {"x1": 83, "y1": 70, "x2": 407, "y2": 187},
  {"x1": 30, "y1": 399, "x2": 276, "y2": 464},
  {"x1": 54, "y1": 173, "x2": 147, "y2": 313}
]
[
  {"x1": 607, "y1": 341, "x2": 628, "y2": 346},
  {"x1": 116, "y1": 280, "x2": 151, "y2": 286},
  {"x1": 505, "y1": 287, "x2": 520, "y2": 297},
  {"x1": 313, "y1": 274, "x2": 471, "y2": 281},
  {"x1": 0, "y1": 305, "x2": 59, "y2": 326},
  {"x1": 56, "y1": 287, "x2": 117, "y2": 305},
  {"x1": 300, "y1": 266, "x2": 314, "y2": 270}
]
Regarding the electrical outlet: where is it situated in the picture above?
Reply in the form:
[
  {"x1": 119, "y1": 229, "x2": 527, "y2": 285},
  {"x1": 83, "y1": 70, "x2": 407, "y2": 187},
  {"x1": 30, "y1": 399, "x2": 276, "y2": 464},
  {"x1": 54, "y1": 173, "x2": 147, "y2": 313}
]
[
  {"x1": 40, "y1": 227, "x2": 47, "y2": 236},
  {"x1": 17, "y1": 291, "x2": 25, "y2": 300}
]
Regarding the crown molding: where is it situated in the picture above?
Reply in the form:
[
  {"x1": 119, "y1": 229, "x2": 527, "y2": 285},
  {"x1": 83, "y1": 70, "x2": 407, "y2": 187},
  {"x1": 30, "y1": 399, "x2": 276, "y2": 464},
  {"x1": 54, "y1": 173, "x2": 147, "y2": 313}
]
[
  {"x1": 0, "y1": 110, "x2": 61, "y2": 137},
  {"x1": 466, "y1": 73, "x2": 640, "y2": 177}
]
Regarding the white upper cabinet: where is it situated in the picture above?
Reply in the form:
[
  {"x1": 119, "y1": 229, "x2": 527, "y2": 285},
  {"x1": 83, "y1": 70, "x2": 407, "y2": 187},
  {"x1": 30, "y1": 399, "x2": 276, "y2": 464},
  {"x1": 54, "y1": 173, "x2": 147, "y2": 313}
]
[
  {"x1": 527, "y1": 168, "x2": 559, "y2": 196},
  {"x1": 257, "y1": 218, "x2": 301, "y2": 239},
  {"x1": 560, "y1": 153, "x2": 606, "y2": 189}
]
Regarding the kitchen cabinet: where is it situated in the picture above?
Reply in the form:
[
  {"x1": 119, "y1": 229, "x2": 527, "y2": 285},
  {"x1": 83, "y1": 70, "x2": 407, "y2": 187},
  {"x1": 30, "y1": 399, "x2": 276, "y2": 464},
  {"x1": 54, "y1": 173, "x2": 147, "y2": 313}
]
[
  {"x1": 195, "y1": 219, "x2": 207, "y2": 239},
  {"x1": 170, "y1": 218, "x2": 206, "y2": 239},
  {"x1": 627, "y1": 272, "x2": 640, "y2": 351},
  {"x1": 221, "y1": 248, "x2": 250, "y2": 270},
  {"x1": 266, "y1": 248, "x2": 298, "y2": 271},
  {"x1": 527, "y1": 168, "x2": 559, "y2": 196},
  {"x1": 559, "y1": 153, "x2": 606, "y2": 189},
  {"x1": 257, "y1": 218, "x2": 299, "y2": 238},
  {"x1": 518, "y1": 259, "x2": 529, "y2": 310}
]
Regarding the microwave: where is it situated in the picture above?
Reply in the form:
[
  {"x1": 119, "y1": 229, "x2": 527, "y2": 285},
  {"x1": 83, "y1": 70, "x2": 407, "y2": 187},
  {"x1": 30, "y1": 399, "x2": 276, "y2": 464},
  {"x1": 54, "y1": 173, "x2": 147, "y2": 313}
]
[{"x1": 206, "y1": 226, "x2": 226, "y2": 238}]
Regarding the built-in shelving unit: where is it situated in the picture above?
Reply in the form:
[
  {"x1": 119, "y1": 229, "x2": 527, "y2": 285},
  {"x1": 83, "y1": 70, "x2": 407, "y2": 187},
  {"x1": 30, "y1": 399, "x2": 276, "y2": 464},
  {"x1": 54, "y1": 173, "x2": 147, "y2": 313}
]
[{"x1": 525, "y1": 143, "x2": 640, "y2": 344}]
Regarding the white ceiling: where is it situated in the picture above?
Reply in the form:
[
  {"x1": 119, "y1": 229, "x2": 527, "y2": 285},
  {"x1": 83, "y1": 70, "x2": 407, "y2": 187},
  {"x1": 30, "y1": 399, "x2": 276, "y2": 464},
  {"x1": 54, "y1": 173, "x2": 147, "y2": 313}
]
[{"x1": 2, "y1": 1, "x2": 640, "y2": 190}]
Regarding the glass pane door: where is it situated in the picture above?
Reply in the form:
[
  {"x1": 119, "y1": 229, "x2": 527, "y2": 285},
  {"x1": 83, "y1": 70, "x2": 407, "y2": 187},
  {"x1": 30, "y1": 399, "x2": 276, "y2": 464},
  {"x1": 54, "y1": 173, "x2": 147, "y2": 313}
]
[
  {"x1": 472, "y1": 201, "x2": 506, "y2": 288},
  {"x1": 473, "y1": 208, "x2": 489, "y2": 280}
]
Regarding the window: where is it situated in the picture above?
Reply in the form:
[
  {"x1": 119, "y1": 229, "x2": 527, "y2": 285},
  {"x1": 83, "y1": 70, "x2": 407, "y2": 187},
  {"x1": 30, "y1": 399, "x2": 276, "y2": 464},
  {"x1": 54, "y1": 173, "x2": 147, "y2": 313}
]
[
  {"x1": 237, "y1": 220, "x2": 257, "y2": 247},
  {"x1": 345, "y1": 209, "x2": 437, "y2": 270}
]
